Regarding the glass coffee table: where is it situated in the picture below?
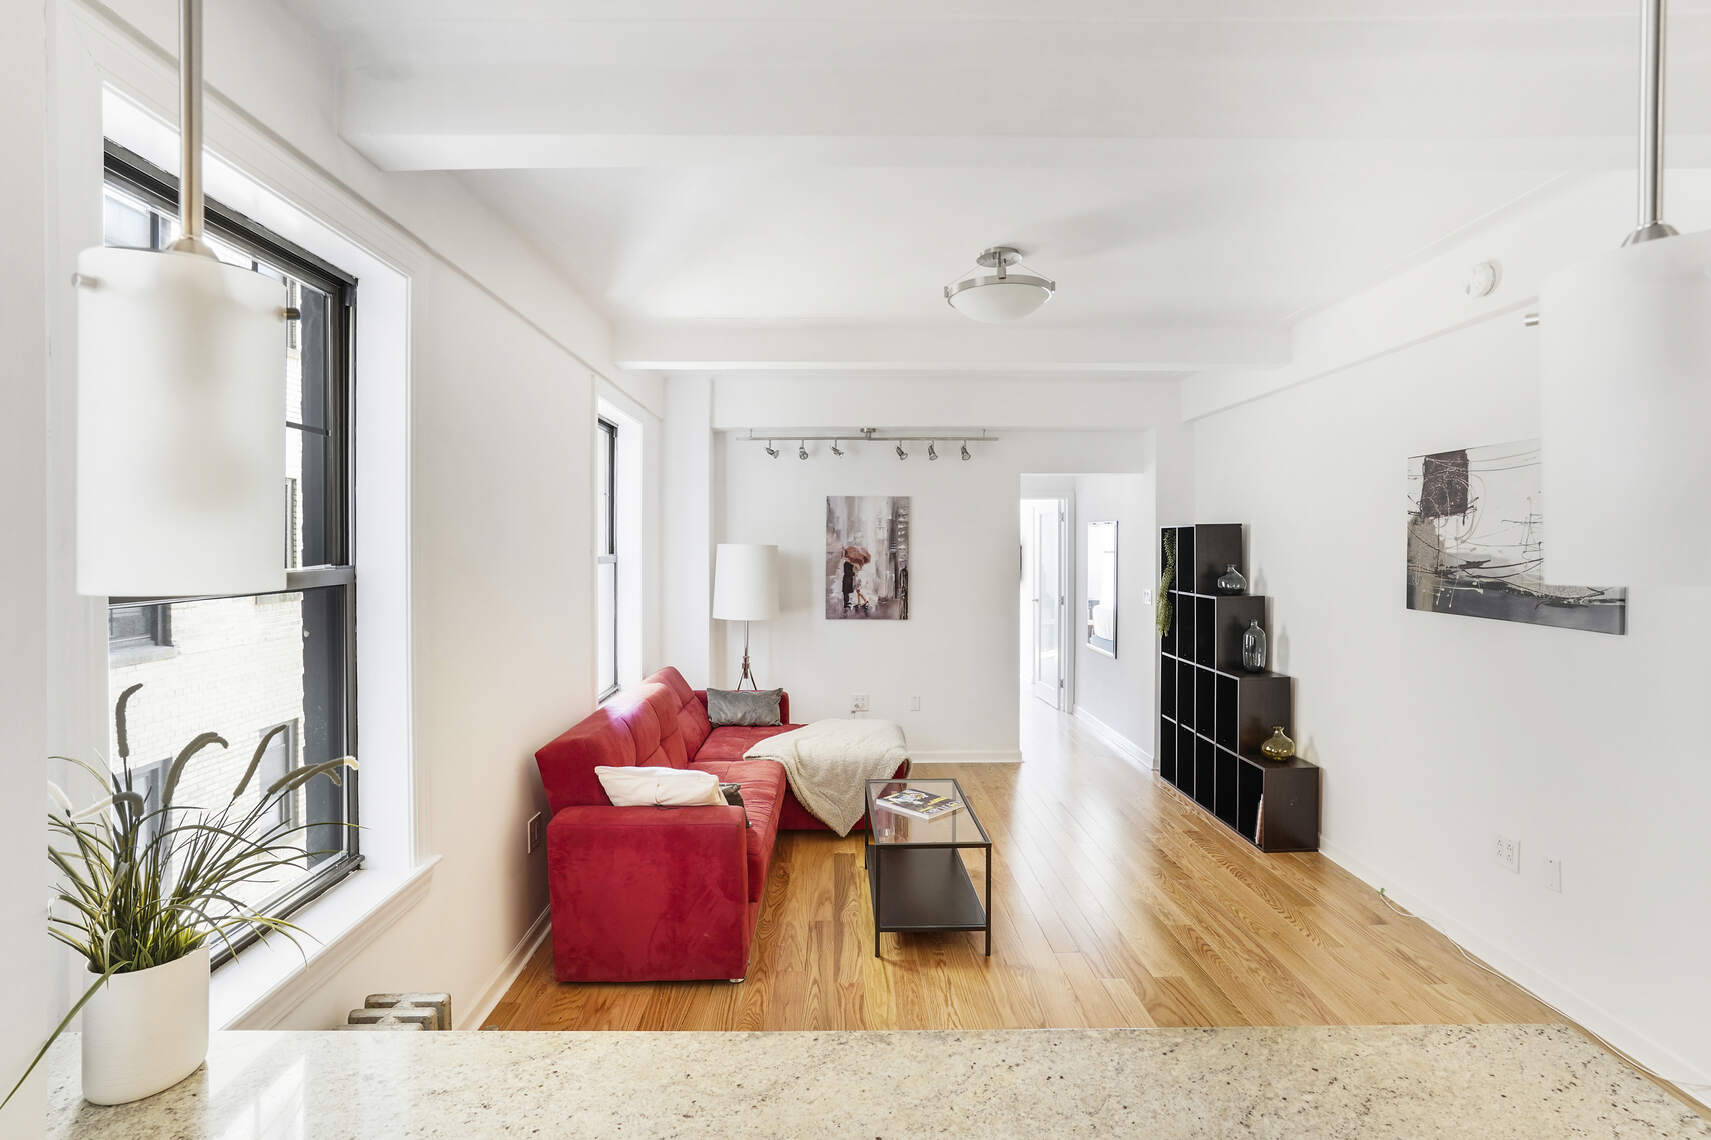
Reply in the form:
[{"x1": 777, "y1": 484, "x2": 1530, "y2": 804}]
[{"x1": 864, "y1": 777, "x2": 992, "y2": 958}]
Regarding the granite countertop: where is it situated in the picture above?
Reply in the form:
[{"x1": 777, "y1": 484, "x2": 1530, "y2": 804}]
[{"x1": 47, "y1": 1024, "x2": 1711, "y2": 1139}]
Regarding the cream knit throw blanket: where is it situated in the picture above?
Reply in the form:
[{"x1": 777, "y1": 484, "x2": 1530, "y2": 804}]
[{"x1": 743, "y1": 718, "x2": 911, "y2": 836}]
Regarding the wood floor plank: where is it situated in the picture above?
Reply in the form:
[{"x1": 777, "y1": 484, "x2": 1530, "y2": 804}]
[{"x1": 484, "y1": 699, "x2": 1560, "y2": 1033}]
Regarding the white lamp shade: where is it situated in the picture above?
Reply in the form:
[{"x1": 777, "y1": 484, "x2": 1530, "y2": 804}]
[
  {"x1": 712, "y1": 543, "x2": 778, "y2": 621},
  {"x1": 946, "y1": 279, "x2": 1054, "y2": 324},
  {"x1": 1540, "y1": 228, "x2": 1711, "y2": 586},
  {"x1": 76, "y1": 246, "x2": 287, "y2": 597}
]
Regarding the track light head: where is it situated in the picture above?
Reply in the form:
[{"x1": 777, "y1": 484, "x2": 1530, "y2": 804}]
[
  {"x1": 831, "y1": 440, "x2": 844, "y2": 456},
  {"x1": 798, "y1": 441, "x2": 809, "y2": 460},
  {"x1": 895, "y1": 443, "x2": 908, "y2": 461},
  {"x1": 764, "y1": 440, "x2": 779, "y2": 458},
  {"x1": 928, "y1": 441, "x2": 939, "y2": 461},
  {"x1": 961, "y1": 441, "x2": 972, "y2": 461}
]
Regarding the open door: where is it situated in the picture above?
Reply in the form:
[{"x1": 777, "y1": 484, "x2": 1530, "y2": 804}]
[{"x1": 1023, "y1": 499, "x2": 1068, "y2": 708}]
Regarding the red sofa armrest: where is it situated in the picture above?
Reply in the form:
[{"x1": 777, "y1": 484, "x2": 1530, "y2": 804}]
[
  {"x1": 694, "y1": 688, "x2": 790, "y2": 724},
  {"x1": 545, "y1": 804, "x2": 753, "y2": 982}
]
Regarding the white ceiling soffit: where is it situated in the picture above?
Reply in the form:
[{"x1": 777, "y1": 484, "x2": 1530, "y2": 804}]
[
  {"x1": 612, "y1": 321, "x2": 1287, "y2": 373},
  {"x1": 325, "y1": 3, "x2": 1711, "y2": 173}
]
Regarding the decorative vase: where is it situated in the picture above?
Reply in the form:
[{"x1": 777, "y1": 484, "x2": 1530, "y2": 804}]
[
  {"x1": 1215, "y1": 564, "x2": 1247, "y2": 595},
  {"x1": 1241, "y1": 619, "x2": 1267, "y2": 673},
  {"x1": 82, "y1": 945, "x2": 210, "y2": 1105},
  {"x1": 1260, "y1": 726, "x2": 1296, "y2": 762}
]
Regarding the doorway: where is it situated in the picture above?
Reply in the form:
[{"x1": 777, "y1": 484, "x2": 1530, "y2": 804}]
[{"x1": 1019, "y1": 497, "x2": 1069, "y2": 710}]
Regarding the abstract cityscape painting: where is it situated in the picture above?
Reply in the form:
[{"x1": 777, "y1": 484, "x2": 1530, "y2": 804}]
[
  {"x1": 1406, "y1": 438, "x2": 1626, "y2": 635},
  {"x1": 826, "y1": 496, "x2": 911, "y2": 620}
]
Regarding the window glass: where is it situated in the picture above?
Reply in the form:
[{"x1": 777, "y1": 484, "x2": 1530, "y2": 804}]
[{"x1": 101, "y1": 149, "x2": 358, "y2": 957}]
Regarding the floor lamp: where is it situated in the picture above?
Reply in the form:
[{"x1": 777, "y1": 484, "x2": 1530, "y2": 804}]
[{"x1": 713, "y1": 544, "x2": 778, "y2": 691}]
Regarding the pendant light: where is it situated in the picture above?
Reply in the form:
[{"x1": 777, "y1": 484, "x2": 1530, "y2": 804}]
[
  {"x1": 1540, "y1": 0, "x2": 1711, "y2": 586},
  {"x1": 74, "y1": 0, "x2": 289, "y2": 598},
  {"x1": 943, "y1": 246, "x2": 1056, "y2": 324}
]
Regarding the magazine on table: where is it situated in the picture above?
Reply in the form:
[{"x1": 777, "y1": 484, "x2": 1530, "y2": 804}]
[{"x1": 876, "y1": 787, "x2": 963, "y2": 821}]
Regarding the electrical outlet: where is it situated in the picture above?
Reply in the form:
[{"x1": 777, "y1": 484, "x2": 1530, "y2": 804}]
[
  {"x1": 1493, "y1": 833, "x2": 1520, "y2": 874},
  {"x1": 1142, "y1": 587, "x2": 1154, "y2": 605},
  {"x1": 910, "y1": 695, "x2": 921, "y2": 711},
  {"x1": 851, "y1": 694, "x2": 869, "y2": 713},
  {"x1": 1543, "y1": 856, "x2": 1562, "y2": 893},
  {"x1": 526, "y1": 812, "x2": 544, "y2": 854}
]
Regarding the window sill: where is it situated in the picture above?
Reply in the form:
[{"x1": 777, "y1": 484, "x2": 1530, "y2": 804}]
[{"x1": 210, "y1": 855, "x2": 440, "y2": 1031}]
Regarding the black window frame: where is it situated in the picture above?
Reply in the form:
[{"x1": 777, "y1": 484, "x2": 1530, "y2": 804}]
[
  {"x1": 596, "y1": 418, "x2": 619, "y2": 701},
  {"x1": 102, "y1": 142, "x2": 362, "y2": 969}
]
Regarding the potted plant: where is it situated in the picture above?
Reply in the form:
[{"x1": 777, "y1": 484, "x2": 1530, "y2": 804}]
[{"x1": 4, "y1": 683, "x2": 355, "y2": 1107}]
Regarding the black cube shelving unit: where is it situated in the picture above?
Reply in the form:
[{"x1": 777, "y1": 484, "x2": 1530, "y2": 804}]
[{"x1": 1157, "y1": 523, "x2": 1319, "y2": 853}]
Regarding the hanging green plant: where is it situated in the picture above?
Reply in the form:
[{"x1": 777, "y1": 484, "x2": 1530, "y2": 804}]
[{"x1": 1157, "y1": 530, "x2": 1176, "y2": 638}]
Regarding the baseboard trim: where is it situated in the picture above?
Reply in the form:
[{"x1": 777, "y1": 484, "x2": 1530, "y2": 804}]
[
  {"x1": 1316, "y1": 840, "x2": 1710, "y2": 1108},
  {"x1": 911, "y1": 750, "x2": 1023, "y2": 764},
  {"x1": 460, "y1": 904, "x2": 552, "y2": 1031},
  {"x1": 1071, "y1": 706, "x2": 1153, "y2": 772}
]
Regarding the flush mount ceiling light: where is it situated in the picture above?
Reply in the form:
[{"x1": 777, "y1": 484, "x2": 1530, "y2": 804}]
[
  {"x1": 943, "y1": 246, "x2": 1056, "y2": 324},
  {"x1": 74, "y1": 0, "x2": 291, "y2": 597},
  {"x1": 1540, "y1": 0, "x2": 1711, "y2": 586}
]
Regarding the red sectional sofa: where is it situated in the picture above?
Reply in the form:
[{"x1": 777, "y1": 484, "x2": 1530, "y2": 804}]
[{"x1": 534, "y1": 666, "x2": 905, "y2": 983}]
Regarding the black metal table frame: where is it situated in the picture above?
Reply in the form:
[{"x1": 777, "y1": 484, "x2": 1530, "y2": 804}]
[{"x1": 863, "y1": 777, "x2": 992, "y2": 959}]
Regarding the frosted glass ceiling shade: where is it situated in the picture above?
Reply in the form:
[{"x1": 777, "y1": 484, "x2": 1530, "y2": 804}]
[
  {"x1": 945, "y1": 278, "x2": 1055, "y2": 324},
  {"x1": 1539, "y1": 227, "x2": 1711, "y2": 586},
  {"x1": 76, "y1": 246, "x2": 288, "y2": 597},
  {"x1": 712, "y1": 544, "x2": 779, "y2": 621}
]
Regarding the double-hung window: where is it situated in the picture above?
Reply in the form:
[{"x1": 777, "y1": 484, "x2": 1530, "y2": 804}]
[
  {"x1": 596, "y1": 418, "x2": 619, "y2": 700},
  {"x1": 101, "y1": 143, "x2": 360, "y2": 965}
]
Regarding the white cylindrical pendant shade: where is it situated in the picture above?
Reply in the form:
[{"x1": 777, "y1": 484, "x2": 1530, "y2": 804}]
[
  {"x1": 712, "y1": 543, "x2": 779, "y2": 621},
  {"x1": 77, "y1": 246, "x2": 287, "y2": 597},
  {"x1": 1540, "y1": 228, "x2": 1711, "y2": 586}
]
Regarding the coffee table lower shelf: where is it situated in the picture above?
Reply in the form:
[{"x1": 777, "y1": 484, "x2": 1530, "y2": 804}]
[{"x1": 867, "y1": 846, "x2": 991, "y2": 958}]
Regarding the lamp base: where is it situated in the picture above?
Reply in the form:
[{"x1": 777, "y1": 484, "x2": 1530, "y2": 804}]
[{"x1": 735, "y1": 621, "x2": 760, "y2": 691}]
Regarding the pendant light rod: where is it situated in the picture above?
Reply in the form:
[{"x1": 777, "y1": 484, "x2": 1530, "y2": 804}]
[
  {"x1": 1626, "y1": 0, "x2": 1679, "y2": 246},
  {"x1": 168, "y1": 0, "x2": 214, "y2": 257}
]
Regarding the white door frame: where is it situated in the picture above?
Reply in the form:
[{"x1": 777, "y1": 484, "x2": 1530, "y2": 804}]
[{"x1": 1022, "y1": 497, "x2": 1073, "y2": 709}]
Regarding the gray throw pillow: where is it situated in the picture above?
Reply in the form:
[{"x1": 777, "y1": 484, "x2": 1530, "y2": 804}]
[{"x1": 707, "y1": 688, "x2": 783, "y2": 727}]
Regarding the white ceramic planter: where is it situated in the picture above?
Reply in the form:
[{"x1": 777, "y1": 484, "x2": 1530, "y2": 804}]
[{"x1": 81, "y1": 946, "x2": 210, "y2": 1105}]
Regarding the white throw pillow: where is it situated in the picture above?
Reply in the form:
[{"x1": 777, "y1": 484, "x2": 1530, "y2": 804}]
[{"x1": 595, "y1": 765, "x2": 725, "y2": 808}]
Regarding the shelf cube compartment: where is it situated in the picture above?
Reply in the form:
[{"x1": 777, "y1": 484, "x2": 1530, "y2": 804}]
[
  {"x1": 1214, "y1": 673, "x2": 1237, "y2": 750},
  {"x1": 1214, "y1": 749, "x2": 1240, "y2": 829},
  {"x1": 1208, "y1": 596, "x2": 1266, "y2": 673},
  {"x1": 1237, "y1": 760, "x2": 1263, "y2": 842},
  {"x1": 1194, "y1": 596, "x2": 1216, "y2": 665},
  {"x1": 1194, "y1": 666, "x2": 1216, "y2": 730},
  {"x1": 1194, "y1": 738, "x2": 1216, "y2": 811},
  {"x1": 1188, "y1": 523, "x2": 1242, "y2": 593},
  {"x1": 1161, "y1": 657, "x2": 1178, "y2": 719},
  {"x1": 1157, "y1": 718, "x2": 1177, "y2": 784},
  {"x1": 1176, "y1": 725, "x2": 1197, "y2": 796}
]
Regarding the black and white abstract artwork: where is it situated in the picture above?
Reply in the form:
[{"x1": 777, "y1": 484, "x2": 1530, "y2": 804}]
[
  {"x1": 1406, "y1": 438, "x2": 1626, "y2": 635},
  {"x1": 826, "y1": 496, "x2": 910, "y2": 620}
]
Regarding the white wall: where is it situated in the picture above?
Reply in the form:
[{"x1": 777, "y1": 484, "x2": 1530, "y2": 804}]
[
  {"x1": 0, "y1": 0, "x2": 55, "y2": 1131},
  {"x1": 1186, "y1": 173, "x2": 1711, "y2": 1093},
  {"x1": 718, "y1": 430, "x2": 1156, "y2": 757},
  {"x1": 18, "y1": 0, "x2": 631, "y2": 1053},
  {"x1": 1071, "y1": 474, "x2": 1155, "y2": 760}
]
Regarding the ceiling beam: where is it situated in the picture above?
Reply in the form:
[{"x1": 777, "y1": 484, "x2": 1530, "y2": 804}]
[{"x1": 612, "y1": 321, "x2": 1289, "y2": 373}]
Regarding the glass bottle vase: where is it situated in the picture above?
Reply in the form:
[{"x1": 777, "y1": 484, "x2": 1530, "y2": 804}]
[
  {"x1": 1215, "y1": 563, "x2": 1248, "y2": 595},
  {"x1": 1241, "y1": 618, "x2": 1267, "y2": 673}
]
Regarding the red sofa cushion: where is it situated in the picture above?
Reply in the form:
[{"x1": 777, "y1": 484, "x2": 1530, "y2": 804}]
[
  {"x1": 688, "y1": 759, "x2": 786, "y2": 902},
  {"x1": 536, "y1": 681, "x2": 692, "y2": 814},
  {"x1": 646, "y1": 667, "x2": 713, "y2": 757},
  {"x1": 693, "y1": 723, "x2": 801, "y2": 763}
]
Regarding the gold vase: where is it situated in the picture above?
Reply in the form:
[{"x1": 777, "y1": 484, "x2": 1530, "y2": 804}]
[{"x1": 1260, "y1": 725, "x2": 1295, "y2": 761}]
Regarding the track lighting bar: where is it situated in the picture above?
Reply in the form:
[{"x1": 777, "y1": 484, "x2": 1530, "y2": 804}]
[{"x1": 745, "y1": 429, "x2": 995, "y2": 461}]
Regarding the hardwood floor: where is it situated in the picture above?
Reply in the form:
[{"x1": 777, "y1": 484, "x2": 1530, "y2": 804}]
[{"x1": 484, "y1": 699, "x2": 1555, "y2": 1032}]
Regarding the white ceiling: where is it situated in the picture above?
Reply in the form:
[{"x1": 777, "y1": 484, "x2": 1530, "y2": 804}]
[{"x1": 278, "y1": 0, "x2": 1711, "y2": 373}]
